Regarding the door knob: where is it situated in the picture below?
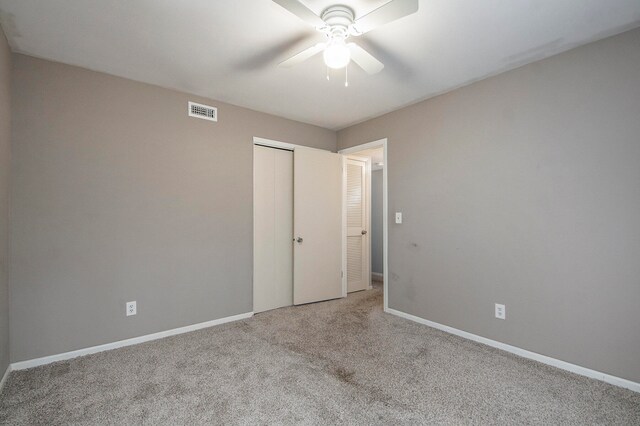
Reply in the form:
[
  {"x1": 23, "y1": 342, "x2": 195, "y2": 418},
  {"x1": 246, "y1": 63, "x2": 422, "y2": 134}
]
[
  {"x1": 295, "y1": 237, "x2": 303, "y2": 243},
  {"x1": 361, "y1": 230, "x2": 367, "y2": 235}
]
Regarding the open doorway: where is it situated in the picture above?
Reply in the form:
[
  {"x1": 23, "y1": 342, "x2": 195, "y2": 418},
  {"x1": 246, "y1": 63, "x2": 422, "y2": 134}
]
[{"x1": 339, "y1": 139, "x2": 388, "y2": 311}]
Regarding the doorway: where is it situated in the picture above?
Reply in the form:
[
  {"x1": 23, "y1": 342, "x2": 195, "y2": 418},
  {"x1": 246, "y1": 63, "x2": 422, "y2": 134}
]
[
  {"x1": 253, "y1": 137, "x2": 388, "y2": 313},
  {"x1": 339, "y1": 139, "x2": 388, "y2": 311}
]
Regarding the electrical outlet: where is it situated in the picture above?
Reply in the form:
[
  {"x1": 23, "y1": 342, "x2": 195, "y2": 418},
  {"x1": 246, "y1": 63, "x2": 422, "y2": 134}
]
[
  {"x1": 395, "y1": 212, "x2": 402, "y2": 224},
  {"x1": 126, "y1": 301, "x2": 137, "y2": 316},
  {"x1": 495, "y1": 303, "x2": 505, "y2": 320}
]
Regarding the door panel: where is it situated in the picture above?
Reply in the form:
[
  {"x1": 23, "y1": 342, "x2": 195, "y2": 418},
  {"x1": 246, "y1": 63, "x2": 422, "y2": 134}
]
[
  {"x1": 253, "y1": 145, "x2": 293, "y2": 313},
  {"x1": 293, "y1": 147, "x2": 343, "y2": 305},
  {"x1": 346, "y1": 159, "x2": 368, "y2": 292},
  {"x1": 347, "y1": 237, "x2": 363, "y2": 283}
]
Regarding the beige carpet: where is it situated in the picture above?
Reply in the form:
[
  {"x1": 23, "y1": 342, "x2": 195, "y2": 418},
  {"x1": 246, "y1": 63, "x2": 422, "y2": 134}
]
[{"x1": 1, "y1": 284, "x2": 639, "y2": 425}]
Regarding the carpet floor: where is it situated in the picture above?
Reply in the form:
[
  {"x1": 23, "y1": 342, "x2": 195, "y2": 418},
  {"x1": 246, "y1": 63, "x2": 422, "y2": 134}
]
[{"x1": 1, "y1": 284, "x2": 639, "y2": 425}]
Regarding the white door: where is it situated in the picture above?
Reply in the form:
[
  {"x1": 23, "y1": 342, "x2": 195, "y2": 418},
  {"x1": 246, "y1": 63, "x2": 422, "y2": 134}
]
[
  {"x1": 253, "y1": 145, "x2": 293, "y2": 313},
  {"x1": 293, "y1": 147, "x2": 343, "y2": 305},
  {"x1": 345, "y1": 158, "x2": 369, "y2": 293}
]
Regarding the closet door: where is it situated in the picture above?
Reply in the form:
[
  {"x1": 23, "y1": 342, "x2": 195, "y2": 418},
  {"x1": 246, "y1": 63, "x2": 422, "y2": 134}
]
[
  {"x1": 253, "y1": 145, "x2": 293, "y2": 313},
  {"x1": 293, "y1": 147, "x2": 343, "y2": 305}
]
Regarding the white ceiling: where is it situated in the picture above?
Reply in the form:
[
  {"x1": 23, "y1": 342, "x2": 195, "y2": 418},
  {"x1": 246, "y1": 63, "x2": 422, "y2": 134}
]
[{"x1": 1, "y1": 0, "x2": 639, "y2": 130}]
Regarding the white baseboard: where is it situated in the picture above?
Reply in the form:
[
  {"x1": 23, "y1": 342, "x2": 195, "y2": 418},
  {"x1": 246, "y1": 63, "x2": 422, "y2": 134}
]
[
  {"x1": 11, "y1": 311, "x2": 254, "y2": 371},
  {"x1": 0, "y1": 364, "x2": 11, "y2": 392},
  {"x1": 372, "y1": 272, "x2": 383, "y2": 282},
  {"x1": 385, "y1": 307, "x2": 640, "y2": 393}
]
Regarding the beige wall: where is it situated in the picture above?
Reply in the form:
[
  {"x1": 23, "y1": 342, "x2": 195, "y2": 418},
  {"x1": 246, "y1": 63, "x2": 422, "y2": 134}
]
[
  {"x1": 10, "y1": 54, "x2": 336, "y2": 362},
  {"x1": 0, "y1": 26, "x2": 10, "y2": 374},
  {"x1": 338, "y1": 28, "x2": 640, "y2": 382}
]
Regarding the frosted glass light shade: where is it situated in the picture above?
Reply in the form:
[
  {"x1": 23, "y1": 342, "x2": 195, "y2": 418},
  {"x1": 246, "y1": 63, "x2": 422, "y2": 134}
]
[{"x1": 323, "y1": 41, "x2": 350, "y2": 69}]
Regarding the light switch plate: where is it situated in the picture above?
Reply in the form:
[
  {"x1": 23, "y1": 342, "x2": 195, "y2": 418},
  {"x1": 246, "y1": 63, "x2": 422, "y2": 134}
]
[{"x1": 395, "y1": 212, "x2": 402, "y2": 224}]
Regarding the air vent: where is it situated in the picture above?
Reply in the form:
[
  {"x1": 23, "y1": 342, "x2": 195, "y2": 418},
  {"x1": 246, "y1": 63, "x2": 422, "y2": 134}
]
[{"x1": 188, "y1": 101, "x2": 217, "y2": 122}]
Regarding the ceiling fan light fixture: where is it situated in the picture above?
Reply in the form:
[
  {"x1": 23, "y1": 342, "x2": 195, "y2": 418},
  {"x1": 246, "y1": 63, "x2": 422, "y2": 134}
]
[
  {"x1": 323, "y1": 40, "x2": 350, "y2": 69},
  {"x1": 275, "y1": 0, "x2": 418, "y2": 75}
]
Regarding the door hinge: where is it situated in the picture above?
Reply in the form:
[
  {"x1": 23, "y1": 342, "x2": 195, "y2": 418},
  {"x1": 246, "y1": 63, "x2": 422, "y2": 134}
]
[{"x1": 341, "y1": 271, "x2": 344, "y2": 278}]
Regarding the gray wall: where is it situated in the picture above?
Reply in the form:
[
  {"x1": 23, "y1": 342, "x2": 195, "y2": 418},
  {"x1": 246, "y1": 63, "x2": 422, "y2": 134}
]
[
  {"x1": 0, "y1": 26, "x2": 10, "y2": 374},
  {"x1": 338, "y1": 28, "x2": 640, "y2": 383},
  {"x1": 10, "y1": 54, "x2": 336, "y2": 362},
  {"x1": 371, "y1": 169, "x2": 383, "y2": 275}
]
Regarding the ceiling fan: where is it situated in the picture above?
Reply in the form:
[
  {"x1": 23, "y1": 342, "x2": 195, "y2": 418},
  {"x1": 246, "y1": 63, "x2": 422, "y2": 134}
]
[{"x1": 274, "y1": 0, "x2": 419, "y2": 79}]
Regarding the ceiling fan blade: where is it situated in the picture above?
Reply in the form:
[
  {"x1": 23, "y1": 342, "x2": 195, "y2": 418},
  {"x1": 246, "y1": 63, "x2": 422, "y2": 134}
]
[
  {"x1": 279, "y1": 43, "x2": 326, "y2": 68},
  {"x1": 273, "y1": 0, "x2": 326, "y2": 27},
  {"x1": 351, "y1": 0, "x2": 419, "y2": 35},
  {"x1": 348, "y1": 43, "x2": 384, "y2": 74}
]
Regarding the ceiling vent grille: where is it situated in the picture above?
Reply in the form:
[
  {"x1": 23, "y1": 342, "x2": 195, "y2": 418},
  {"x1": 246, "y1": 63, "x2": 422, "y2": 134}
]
[{"x1": 188, "y1": 102, "x2": 217, "y2": 122}]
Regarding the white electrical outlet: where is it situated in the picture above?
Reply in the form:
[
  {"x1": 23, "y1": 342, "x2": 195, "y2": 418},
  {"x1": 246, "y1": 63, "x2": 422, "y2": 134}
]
[
  {"x1": 495, "y1": 303, "x2": 506, "y2": 320},
  {"x1": 395, "y1": 212, "x2": 403, "y2": 224},
  {"x1": 126, "y1": 301, "x2": 137, "y2": 316}
]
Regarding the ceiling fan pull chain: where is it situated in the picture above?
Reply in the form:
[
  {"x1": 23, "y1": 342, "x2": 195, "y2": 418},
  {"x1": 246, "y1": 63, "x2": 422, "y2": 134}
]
[{"x1": 345, "y1": 64, "x2": 349, "y2": 87}]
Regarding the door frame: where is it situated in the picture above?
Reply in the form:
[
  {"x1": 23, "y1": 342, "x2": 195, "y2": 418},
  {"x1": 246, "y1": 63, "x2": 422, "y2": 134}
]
[
  {"x1": 253, "y1": 136, "x2": 298, "y2": 151},
  {"x1": 338, "y1": 138, "x2": 389, "y2": 311}
]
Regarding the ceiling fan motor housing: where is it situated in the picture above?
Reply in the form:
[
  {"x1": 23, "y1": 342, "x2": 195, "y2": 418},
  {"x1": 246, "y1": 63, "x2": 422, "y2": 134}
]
[{"x1": 321, "y1": 5, "x2": 354, "y2": 40}]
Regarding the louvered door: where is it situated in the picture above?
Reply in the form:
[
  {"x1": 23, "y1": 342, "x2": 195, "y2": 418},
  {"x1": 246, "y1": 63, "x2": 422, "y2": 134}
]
[{"x1": 346, "y1": 158, "x2": 368, "y2": 293}]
